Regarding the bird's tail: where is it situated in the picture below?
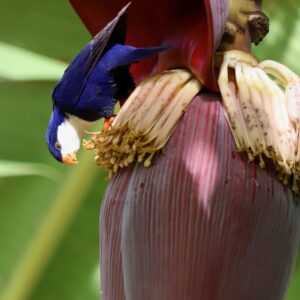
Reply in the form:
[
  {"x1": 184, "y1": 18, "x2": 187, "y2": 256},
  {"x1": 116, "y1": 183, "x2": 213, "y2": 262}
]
[
  {"x1": 104, "y1": 44, "x2": 169, "y2": 70},
  {"x1": 126, "y1": 45, "x2": 170, "y2": 63}
]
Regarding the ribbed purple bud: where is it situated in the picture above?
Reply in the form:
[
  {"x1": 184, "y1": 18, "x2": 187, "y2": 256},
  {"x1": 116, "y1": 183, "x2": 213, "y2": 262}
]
[{"x1": 100, "y1": 93, "x2": 300, "y2": 300}]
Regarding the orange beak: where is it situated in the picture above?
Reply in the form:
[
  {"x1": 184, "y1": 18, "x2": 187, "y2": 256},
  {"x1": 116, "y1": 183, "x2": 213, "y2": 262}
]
[{"x1": 62, "y1": 152, "x2": 78, "y2": 165}]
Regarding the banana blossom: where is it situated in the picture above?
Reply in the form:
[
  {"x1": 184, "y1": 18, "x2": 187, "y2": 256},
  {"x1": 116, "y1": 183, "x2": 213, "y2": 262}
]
[{"x1": 71, "y1": 1, "x2": 300, "y2": 299}]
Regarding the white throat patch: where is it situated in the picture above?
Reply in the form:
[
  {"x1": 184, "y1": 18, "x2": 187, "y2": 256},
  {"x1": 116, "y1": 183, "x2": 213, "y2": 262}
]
[{"x1": 57, "y1": 115, "x2": 94, "y2": 156}]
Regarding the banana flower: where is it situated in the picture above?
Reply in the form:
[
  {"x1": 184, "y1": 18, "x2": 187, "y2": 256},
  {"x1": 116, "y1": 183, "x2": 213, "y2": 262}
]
[{"x1": 70, "y1": 0, "x2": 300, "y2": 299}]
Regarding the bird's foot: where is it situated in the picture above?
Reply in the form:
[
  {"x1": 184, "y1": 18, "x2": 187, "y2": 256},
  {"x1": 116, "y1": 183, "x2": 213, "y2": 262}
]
[{"x1": 103, "y1": 116, "x2": 116, "y2": 130}]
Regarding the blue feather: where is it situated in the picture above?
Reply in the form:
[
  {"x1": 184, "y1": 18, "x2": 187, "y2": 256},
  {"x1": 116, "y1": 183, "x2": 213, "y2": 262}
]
[
  {"x1": 72, "y1": 44, "x2": 169, "y2": 121},
  {"x1": 100, "y1": 44, "x2": 169, "y2": 70},
  {"x1": 46, "y1": 3, "x2": 169, "y2": 163},
  {"x1": 46, "y1": 106, "x2": 65, "y2": 162},
  {"x1": 52, "y1": 4, "x2": 128, "y2": 111}
]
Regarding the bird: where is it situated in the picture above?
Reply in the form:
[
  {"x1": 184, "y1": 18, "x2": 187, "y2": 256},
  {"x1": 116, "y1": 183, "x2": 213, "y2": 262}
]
[{"x1": 46, "y1": 3, "x2": 168, "y2": 165}]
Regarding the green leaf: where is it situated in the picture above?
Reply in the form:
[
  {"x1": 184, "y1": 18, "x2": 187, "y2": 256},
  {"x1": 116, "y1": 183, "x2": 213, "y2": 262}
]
[
  {"x1": 1, "y1": 152, "x2": 102, "y2": 300},
  {"x1": 0, "y1": 160, "x2": 61, "y2": 181},
  {"x1": 0, "y1": 42, "x2": 67, "y2": 81}
]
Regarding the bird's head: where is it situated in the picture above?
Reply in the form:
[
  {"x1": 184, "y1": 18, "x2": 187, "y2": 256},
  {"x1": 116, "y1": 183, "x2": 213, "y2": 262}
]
[{"x1": 46, "y1": 107, "x2": 80, "y2": 165}]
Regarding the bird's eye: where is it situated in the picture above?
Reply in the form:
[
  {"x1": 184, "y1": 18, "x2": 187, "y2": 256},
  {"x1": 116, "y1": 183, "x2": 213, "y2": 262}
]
[{"x1": 55, "y1": 142, "x2": 62, "y2": 151}]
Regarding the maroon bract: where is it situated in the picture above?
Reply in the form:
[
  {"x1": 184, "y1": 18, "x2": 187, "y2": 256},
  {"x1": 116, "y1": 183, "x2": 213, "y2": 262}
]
[{"x1": 70, "y1": 0, "x2": 227, "y2": 89}]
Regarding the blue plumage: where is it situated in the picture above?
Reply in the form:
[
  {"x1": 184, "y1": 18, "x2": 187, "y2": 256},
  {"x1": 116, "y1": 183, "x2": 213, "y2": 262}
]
[
  {"x1": 58, "y1": 43, "x2": 168, "y2": 121},
  {"x1": 46, "y1": 3, "x2": 168, "y2": 164},
  {"x1": 46, "y1": 107, "x2": 65, "y2": 162}
]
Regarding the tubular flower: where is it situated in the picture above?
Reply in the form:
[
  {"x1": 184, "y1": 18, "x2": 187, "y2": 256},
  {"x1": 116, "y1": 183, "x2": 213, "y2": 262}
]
[
  {"x1": 84, "y1": 69, "x2": 202, "y2": 177},
  {"x1": 70, "y1": 0, "x2": 300, "y2": 300},
  {"x1": 218, "y1": 50, "x2": 300, "y2": 192}
]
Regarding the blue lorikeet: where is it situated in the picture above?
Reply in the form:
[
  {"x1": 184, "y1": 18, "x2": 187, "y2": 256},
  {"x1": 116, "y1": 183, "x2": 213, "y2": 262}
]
[{"x1": 46, "y1": 3, "x2": 168, "y2": 164}]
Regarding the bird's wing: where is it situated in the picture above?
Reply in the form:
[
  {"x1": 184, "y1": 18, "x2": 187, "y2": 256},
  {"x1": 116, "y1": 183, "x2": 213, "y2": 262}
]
[
  {"x1": 71, "y1": 65, "x2": 118, "y2": 121},
  {"x1": 71, "y1": 44, "x2": 169, "y2": 120},
  {"x1": 52, "y1": 3, "x2": 129, "y2": 110}
]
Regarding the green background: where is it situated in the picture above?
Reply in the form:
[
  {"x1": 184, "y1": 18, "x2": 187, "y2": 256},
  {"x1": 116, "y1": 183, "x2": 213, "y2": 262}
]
[{"x1": 0, "y1": 1, "x2": 299, "y2": 299}]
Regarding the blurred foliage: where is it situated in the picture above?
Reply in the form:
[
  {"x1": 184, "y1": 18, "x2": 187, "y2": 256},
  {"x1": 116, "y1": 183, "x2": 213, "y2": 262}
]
[
  {"x1": 0, "y1": 0, "x2": 299, "y2": 300},
  {"x1": 0, "y1": 1, "x2": 105, "y2": 299}
]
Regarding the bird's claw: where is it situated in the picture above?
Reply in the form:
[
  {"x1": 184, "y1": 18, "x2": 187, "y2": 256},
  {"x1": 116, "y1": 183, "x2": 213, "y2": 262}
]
[{"x1": 103, "y1": 116, "x2": 116, "y2": 129}]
